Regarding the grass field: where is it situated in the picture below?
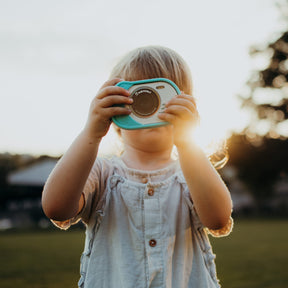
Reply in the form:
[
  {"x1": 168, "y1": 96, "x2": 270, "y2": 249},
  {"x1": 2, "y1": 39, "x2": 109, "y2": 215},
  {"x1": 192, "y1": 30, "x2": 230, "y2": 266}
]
[
  {"x1": 210, "y1": 219, "x2": 288, "y2": 288},
  {"x1": 0, "y1": 219, "x2": 287, "y2": 288}
]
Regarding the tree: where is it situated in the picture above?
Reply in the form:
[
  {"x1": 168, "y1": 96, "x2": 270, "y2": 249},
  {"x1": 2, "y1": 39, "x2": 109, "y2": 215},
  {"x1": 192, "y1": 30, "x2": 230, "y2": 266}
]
[
  {"x1": 229, "y1": 1, "x2": 288, "y2": 213},
  {"x1": 227, "y1": 134, "x2": 288, "y2": 210},
  {"x1": 240, "y1": 1, "x2": 288, "y2": 141}
]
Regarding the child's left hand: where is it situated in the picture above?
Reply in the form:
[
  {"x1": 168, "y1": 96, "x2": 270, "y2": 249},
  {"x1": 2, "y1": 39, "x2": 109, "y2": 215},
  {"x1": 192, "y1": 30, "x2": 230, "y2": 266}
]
[{"x1": 158, "y1": 92, "x2": 199, "y2": 147}]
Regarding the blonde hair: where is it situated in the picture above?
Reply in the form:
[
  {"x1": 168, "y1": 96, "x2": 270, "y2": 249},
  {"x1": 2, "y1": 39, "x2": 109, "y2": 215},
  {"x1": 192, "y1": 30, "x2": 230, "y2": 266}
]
[{"x1": 110, "y1": 46, "x2": 193, "y2": 95}]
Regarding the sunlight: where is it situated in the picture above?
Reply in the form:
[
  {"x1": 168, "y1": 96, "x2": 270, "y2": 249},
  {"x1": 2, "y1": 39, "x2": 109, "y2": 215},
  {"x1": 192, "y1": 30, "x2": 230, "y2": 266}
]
[
  {"x1": 0, "y1": 0, "x2": 281, "y2": 155},
  {"x1": 98, "y1": 123, "x2": 230, "y2": 158},
  {"x1": 192, "y1": 125, "x2": 229, "y2": 169},
  {"x1": 193, "y1": 125, "x2": 228, "y2": 154}
]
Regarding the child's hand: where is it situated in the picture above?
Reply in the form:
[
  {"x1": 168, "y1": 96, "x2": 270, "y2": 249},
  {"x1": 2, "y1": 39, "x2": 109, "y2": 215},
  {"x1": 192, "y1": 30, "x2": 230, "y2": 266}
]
[
  {"x1": 158, "y1": 92, "x2": 199, "y2": 147},
  {"x1": 84, "y1": 78, "x2": 132, "y2": 139}
]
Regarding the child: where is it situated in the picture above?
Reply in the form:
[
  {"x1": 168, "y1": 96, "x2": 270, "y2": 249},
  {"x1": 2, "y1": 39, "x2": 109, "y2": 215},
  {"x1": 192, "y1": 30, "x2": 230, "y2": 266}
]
[{"x1": 42, "y1": 46, "x2": 233, "y2": 288}]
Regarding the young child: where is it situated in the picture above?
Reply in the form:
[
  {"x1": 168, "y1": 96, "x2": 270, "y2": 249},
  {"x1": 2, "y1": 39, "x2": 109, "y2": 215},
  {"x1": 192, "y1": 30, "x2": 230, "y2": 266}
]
[{"x1": 42, "y1": 46, "x2": 233, "y2": 288}]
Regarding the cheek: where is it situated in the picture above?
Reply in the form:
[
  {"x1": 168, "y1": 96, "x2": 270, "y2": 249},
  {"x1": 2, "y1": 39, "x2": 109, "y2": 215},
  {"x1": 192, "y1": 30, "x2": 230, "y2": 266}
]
[
  {"x1": 159, "y1": 126, "x2": 174, "y2": 143},
  {"x1": 163, "y1": 126, "x2": 174, "y2": 137},
  {"x1": 121, "y1": 130, "x2": 137, "y2": 142}
]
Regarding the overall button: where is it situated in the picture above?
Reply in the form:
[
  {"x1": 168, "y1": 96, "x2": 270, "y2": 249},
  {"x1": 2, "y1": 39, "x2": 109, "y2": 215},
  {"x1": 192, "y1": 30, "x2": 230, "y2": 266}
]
[
  {"x1": 141, "y1": 177, "x2": 148, "y2": 184},
  {"x1": 149, "y1": 239, "x2": 157, "y2": 247},
  {"x1": 147, "y1": 188, "x2": 154, "y2": 196}
]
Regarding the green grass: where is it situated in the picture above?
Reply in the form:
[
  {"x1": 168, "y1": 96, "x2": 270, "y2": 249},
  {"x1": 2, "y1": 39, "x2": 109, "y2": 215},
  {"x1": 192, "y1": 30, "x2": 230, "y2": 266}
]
[
  {"x1": 211, "y1": 219, "x2": 288, "y2": 288},
  {"x1": 0, "y1": 220, "x2": 287, "y2": 288},
  {"x1": 0, "y1": 228, "x2": 84, "y2": 288}
]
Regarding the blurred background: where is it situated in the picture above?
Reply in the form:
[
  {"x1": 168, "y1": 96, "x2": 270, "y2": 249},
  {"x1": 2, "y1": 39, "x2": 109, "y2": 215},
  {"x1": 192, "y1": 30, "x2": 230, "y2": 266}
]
[{"x1": 0, "y1": 0, "x2": 287, "y2": 287}]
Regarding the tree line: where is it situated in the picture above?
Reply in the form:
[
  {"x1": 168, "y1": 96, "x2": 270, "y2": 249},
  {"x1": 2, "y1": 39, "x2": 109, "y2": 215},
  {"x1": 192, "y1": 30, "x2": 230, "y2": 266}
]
[{"x1": 1, "y1": 0, "x2": 288, "y2": 216}]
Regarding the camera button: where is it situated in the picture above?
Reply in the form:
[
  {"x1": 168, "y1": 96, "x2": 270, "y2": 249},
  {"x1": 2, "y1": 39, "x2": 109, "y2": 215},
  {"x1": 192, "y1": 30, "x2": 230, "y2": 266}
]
[{"x1": 148, "y1": 188, "x2": 154, "y2": 196}]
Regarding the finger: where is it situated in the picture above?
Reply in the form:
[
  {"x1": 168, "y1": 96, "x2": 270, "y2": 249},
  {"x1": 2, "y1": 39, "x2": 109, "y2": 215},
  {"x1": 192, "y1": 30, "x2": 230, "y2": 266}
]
[
  {"x1": 97, "y1": 86, "x2": 130, "y2": 100},
  {"x1": 177, "y1": 93, "x2": 197, "y2": 105},
  {"x1": 101, "y1": 95, "x2": 133, "y2": 108},
  {"x1": 164, "y1": 105, "x2": 192, "y2": 118},
  {"x1": 100, "y1": 78, "x2": 124, "y2": 89},
  {"x1": 104, "y1": 106, "x2": 132, "y2": 118},
  {"x1": 159, "y1": 108, "x2": 200, "y2": 128},
  {"x1": 164, "y1": 104, "x2": 200, "y2": 123},
  {"x1": 166, "y1": 98, "x2": 197, "y2": 114},
  {"x1": 158, "y1": 112, "x2": 177, "y2": 125},
  {"x1": 167, "y1": 94, "x2": 196, "y2": 105}
]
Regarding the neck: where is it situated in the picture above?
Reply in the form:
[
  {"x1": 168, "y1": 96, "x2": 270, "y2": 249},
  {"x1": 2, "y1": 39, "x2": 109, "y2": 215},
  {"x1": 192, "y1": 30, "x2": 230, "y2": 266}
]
[{"x1": 121, "y1": 144, "x2": 173, "y2": 171}]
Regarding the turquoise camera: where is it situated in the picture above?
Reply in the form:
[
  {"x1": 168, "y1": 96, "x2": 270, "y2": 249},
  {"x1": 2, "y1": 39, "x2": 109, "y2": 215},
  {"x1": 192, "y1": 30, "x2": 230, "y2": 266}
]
[{"x1": 112, "y1": 78, "x2": 180, "y2": 130}]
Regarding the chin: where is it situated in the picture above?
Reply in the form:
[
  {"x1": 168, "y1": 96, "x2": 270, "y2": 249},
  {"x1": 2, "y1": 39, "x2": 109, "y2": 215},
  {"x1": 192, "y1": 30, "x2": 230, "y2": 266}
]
[
  {"x1": 121, "y1": 126, "x2": 174, "y2": 150},
  {"x1": 146, "y1": 134, "x2": 174, "y2": 150}
]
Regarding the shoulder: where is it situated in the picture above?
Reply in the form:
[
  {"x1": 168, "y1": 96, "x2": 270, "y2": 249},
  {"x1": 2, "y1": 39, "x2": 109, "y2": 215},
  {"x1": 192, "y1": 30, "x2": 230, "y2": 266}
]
[
  {"x1": 89, "y1": 155, "x2": 133, "y2": 182},
  {"x1": 91, "y1": 156, "x2": 119, "y2": 176}
]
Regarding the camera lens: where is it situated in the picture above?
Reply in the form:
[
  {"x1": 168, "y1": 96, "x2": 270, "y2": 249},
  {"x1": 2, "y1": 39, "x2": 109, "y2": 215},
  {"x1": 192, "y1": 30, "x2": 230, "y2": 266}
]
[{"x1": 131, "y1": 87, "x2": 160, "y2": 118}]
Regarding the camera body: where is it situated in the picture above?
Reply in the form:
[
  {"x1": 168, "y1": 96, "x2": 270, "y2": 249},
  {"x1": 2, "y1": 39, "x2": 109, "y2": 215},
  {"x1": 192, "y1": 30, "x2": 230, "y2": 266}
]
[{"x1": 112, "y1": 78, "x2": 180, "y2": 130}]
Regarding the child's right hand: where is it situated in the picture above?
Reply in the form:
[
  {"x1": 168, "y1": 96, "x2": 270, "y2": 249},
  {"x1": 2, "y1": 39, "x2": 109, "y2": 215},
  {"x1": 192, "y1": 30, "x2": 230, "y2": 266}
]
[
  {"x1": 42, "y1": 78, "x2": 132, "y2": 222},
  {"x1": 84, "y1": 78, "x2": 132, "y2": 140}
]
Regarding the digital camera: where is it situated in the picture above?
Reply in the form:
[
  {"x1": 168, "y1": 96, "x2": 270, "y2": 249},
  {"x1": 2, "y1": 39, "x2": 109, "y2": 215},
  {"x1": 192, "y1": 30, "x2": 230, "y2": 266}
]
[{"x1": 112, "y1": 78, "x2": 180, "y2": 129}]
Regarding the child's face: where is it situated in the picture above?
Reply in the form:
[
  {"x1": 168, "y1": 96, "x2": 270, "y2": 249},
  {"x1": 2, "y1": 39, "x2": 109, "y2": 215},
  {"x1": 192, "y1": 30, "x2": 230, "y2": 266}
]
[{"x1": 120, "y1": 125, "x2": 174, "y2": 153}]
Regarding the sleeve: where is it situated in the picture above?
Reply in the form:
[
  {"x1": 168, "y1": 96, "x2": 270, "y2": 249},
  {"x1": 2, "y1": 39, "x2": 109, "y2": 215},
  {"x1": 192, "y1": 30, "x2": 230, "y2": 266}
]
[
  {"x1": 52, "y1": 157, "x2": 111, "y2": 230},
  {"x1": 207, "y1": 216, "x2": 233, "y2": 237},
  {"x1": 189, "y1": 200, "x2": 233, "y2": 237}
]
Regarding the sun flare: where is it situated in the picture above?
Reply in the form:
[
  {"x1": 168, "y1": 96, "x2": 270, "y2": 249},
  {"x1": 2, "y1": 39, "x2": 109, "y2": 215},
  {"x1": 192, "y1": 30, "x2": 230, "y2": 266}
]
[
  {"x1": 99, "y1": 121, "x2": 230, "y2": 161},
  {"x1": 193, "y1": 124, "x2": 228, "y2": 151}
]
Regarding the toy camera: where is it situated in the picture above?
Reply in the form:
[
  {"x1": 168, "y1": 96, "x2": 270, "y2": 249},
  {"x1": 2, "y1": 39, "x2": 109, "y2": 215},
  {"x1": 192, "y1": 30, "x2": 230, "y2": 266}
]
[{"x1": 112, "y1": 78, "x2": 180, "y2": 129}]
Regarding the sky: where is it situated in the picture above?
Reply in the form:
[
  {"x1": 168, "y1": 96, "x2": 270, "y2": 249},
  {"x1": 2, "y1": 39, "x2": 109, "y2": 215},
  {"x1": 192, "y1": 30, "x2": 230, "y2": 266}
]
[{"x1": 0, "y1": 0, "x2": 285, "y2": 156}]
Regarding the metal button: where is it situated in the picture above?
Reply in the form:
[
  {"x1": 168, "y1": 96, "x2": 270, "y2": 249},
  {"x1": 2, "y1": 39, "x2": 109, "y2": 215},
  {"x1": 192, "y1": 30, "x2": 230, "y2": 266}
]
[
  {"x1": 147, "y1": 188, "x2": 154, "y2": 196},
  {"x1": 149, "y1": 239, "x2": 157, "y2": 247},
  {"x1": 141, "y1": 177, "x2": 148, "y2": 184}
]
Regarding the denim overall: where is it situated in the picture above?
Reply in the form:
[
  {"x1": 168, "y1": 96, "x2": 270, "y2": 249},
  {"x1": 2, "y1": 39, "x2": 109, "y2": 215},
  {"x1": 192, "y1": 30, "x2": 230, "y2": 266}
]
[{"x1": 53, "y1": 157, "x2": 232, "y2": 288}]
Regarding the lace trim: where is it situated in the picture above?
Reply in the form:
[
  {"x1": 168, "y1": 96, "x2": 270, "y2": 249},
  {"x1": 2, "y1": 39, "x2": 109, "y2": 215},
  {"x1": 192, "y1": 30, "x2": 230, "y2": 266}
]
[{"x1": 207, "y1": 216, "x2": 233, "y2": 237}]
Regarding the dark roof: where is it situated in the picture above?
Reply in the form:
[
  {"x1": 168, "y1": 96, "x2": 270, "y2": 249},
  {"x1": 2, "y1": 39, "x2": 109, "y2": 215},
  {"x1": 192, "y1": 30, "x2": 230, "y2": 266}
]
[{"x1": 8, "y1": 159, "x2": 57, "y2": 186}]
